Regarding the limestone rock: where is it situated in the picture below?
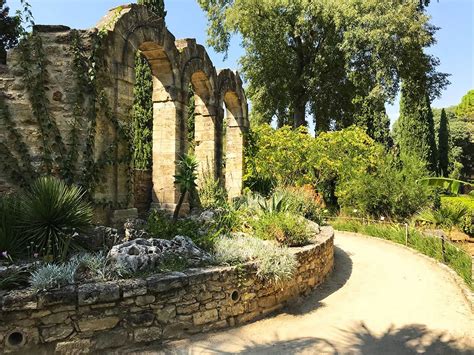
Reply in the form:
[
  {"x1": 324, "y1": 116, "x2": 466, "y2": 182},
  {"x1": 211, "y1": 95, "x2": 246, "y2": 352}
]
[
  {"x1": 108, "y1": 236, "x2": 213, "y2": 273},
  {"x1": 77, "y1": 226, "x2": 123, "y2": 252},
  {"x1": 124, "y1": 218, "x2": 149, "y2": 240}
]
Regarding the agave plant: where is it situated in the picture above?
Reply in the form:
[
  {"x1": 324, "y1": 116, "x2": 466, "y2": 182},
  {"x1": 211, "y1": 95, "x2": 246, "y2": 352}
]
[
  {"x1": 19, "y1": 177, "x2": 93, "y2": 261},
  {"x1": 173, "y1": 154, "x2": 198, "y2": 220}
]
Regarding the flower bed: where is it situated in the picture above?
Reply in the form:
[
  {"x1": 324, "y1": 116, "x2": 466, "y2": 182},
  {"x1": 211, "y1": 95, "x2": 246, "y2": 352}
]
[{"x1": 0, "y1": 227, "x2": 334, "y2": 353}]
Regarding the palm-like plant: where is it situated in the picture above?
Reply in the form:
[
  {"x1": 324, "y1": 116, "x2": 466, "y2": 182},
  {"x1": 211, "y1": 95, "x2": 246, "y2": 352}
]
[
  {"x1": 173, "y1": 154, "x2": 198, "y2": 221},
  {"x1": 417, "y1": 204, "x2": 468, "y2": 230},
  {"x1": 19, "y1": 177, "x2": 93, "y2": 261}
]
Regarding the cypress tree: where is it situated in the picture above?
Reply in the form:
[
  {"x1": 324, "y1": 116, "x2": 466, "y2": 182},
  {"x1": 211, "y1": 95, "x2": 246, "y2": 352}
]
[
  {"x1": 131, "y1": 1, "x2": 166, "y2": 170},
  {"x1": 132, "y1": 51, "x2": 153, "y2": 170},
  {"x1": 137, "y1": 0, "x2": 166, "y2": 17},
  {"x1": 438, "y1": 108, "x2": 449, "y2": 176},
  {"x1": 354, "y1": 96, "x2": 392, "y2": 148},
  {"x1": 397, "y1": 82, "x2": 438, "y2": 172}
]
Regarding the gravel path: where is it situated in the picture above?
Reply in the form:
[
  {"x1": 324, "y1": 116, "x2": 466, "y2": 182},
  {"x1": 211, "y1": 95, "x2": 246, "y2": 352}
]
[{"x1": 128, "y1": 232, "x2": 474, "y2": 354}]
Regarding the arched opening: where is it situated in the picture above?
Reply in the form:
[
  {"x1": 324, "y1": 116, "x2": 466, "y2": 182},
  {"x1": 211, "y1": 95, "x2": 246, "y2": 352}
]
[
  {"x1": 137, "y1": 41, "x2": 182, "y2": 212},
  {"x1": 131, "y1": 50, "x2": 154, "y2": 216},
  {"x1": 189, "y1": 70, "x2": 217, "y2": 188}
]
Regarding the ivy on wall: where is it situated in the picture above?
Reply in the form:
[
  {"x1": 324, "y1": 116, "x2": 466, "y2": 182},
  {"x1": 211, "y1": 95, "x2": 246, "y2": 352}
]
[
  {"x1": 187, "y1": 85, "x2": 196, "y2": 153},
  {"x1": 0, "y1": 94, "x2": 35, "y2": 186},
  {"x1": 18, "y1": 32, "x2": 67, "y2": 176}
]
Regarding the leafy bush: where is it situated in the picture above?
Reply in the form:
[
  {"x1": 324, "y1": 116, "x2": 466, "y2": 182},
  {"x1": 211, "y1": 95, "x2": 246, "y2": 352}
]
[
  {"x1": 252, "y1": 211, "x2": 311, "y2": 247},
  {"x1": 30, "y1": 263, "x2": 77, "y2": 290},
  {"x1": 146, "y1": 210, "x2": 219, "y2": 251},
  {"x1": 214, "y1": 234, "x2": 297, "y2": 283},
  {"x1": 275, "y1": 186, "x2": 324, "y2": 224},
  {"x1": 0, "y1": 195, "x2": 24, "y2": 260},
  {"x1": 332, "y1": 219, "x2": 472, "y2": 288},
  {"x1": 198, "y1": 168, "x2": 228, "y2": 210},
  {"x1": 173, "y1": 154, "x2": 198, "y2": 220},
  {"x1": 18, "y1": 177, "x2": 93, "y2": 261},
  {"x1": 337, "y1": 153, "x2": 431, "y2": 220}
]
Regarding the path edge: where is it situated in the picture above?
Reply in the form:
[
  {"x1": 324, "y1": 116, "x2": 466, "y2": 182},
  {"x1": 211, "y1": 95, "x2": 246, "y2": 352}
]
[{"x1": 335, "y1": 230, "x2": 474, "y2": 313}]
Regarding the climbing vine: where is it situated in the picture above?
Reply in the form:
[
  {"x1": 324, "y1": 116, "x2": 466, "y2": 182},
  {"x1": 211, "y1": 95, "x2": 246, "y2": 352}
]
[
  {"x1": 0, "y1": 94, "x2": 35, "y2": 185},
  {"x1": 18, "y1": 32, "x2": 67, "y2": 176},
  {"x1": 187, "y1": 85, "x2": 196, "y2": 153}
]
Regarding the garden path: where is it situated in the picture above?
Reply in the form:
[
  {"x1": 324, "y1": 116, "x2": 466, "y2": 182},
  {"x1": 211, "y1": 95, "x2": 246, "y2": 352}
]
[{"x1": 128, "y1": 232, "x2": 474, "y2": 354}]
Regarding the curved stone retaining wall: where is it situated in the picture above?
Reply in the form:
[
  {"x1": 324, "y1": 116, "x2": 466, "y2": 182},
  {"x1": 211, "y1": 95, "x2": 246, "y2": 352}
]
[{"x1": 0, "y1": 227, "x2": 334, "y2": 353}]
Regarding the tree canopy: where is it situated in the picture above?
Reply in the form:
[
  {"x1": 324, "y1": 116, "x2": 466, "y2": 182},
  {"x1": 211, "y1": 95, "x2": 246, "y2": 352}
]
[
  {"x1": 0, "y1": 0, "x2": 21, "y2": 64},
  {"x1": 197, "y1": 0, "x2": 448, "y2": 132}
]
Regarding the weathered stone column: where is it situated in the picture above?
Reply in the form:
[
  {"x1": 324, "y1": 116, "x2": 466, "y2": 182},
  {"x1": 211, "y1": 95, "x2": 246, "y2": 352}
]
[
  {"x1": 225, "y1": 113, "x2": 245, "y2": 199},
  {"x1": 151, "y1": 90, "x2": 185, "y2": 212},
  {"x1": 194, "y1": 98, "x2": 218, "y2": 185}
]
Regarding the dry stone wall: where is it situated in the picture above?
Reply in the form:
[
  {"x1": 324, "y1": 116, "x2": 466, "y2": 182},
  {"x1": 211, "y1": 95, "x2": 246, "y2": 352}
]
[
  {"x1": 0, "y1": 228, "x2": 334, "y2": 354},
  {"x1": 0, "y1": 4, "x2": 248, "y2": 221}
]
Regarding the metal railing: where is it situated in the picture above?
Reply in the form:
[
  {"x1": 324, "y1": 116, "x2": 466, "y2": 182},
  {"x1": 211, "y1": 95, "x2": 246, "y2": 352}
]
[{"x1": 325, "y1": 215, "x2": 472, "y2": 264}]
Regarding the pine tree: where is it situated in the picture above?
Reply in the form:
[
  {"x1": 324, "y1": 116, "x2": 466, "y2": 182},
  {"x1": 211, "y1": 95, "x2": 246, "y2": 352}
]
[
  {"x1": 438, "y1": 108, "x2": 449, "y2": 176},
  {"x1": 397, "y1": 82, "x2": 438, "y2": 172},
  {"x1": 137, "y1": 0, "x2": 166, "y2": 18}
]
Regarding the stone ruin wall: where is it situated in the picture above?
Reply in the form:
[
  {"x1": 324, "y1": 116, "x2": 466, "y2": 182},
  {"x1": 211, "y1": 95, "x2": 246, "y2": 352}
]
[
  {"x1": 0, "y1": 4, "x2": 249, "y2": 222},
  {"x1": 0, "y1": 228, "x2": 334, "y2": 353}
]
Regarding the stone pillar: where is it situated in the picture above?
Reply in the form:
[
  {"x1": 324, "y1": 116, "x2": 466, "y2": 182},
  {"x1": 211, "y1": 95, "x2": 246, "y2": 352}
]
[
  {"x1": 194, "y1": 98, "x2": 217, "y2": 186},
  {"x1": 225, "y1": 114, "x2": 245, "y2": 199},
  {"x1": 151, "y1": 96, "x2": 185, "y2": 212}
]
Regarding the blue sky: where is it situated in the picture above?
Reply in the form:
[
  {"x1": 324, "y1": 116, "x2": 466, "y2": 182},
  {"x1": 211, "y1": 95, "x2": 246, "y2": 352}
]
[{"x1": 7, "y1": 0, "x2": 474, "y2": 123}]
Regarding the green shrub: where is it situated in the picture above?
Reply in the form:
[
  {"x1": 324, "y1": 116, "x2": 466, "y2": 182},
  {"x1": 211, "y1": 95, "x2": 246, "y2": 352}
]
[
  {"x1": 0, "y1": 195, "x2": 24, "y2": 260},
  {"x1": 253, "y1": 211, "x2": 311, "y2": 247},
  {"x1": 274, "y1": 186, "x2": 324, "y2": 224},
  {"x1": 332, "y1": 219, "x2": 472, "y2": 288},
  {"x1": 337, "y1": 154, "x2": 431, "y2": 220},
  {"x1": 19, "y1": 177, "x2": 93, "y2": 261},
  {"x1": 198, "y1": 168, "x2": 228, "y2": 210},
  {"x1": 214, "y1": 234, "x2": 297, "y2": 283},
  {"x1": 146, "y1": 210, "x2": 218, "y2": 251}
]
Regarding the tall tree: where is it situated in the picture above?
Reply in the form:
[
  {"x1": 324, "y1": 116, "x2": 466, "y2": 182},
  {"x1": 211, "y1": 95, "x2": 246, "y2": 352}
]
[
  {"x1": 132, "y1": 51, "x2": 153, "y2": 170},
  {"x1": 0, "y1": 0, "x2": 21, "y2": 64},
  {"x1": 137, "y1": 0, "x2": 166, "y2": 17},
  {"x1": 397, "y1": 83, "x2": 438, "y2": 172},
  {"x1": 197, "y1": 0, "x2": 447, "y2": 129},
  {"x1": 438, "y1": 108, "x2": 449, "y2": 176}
]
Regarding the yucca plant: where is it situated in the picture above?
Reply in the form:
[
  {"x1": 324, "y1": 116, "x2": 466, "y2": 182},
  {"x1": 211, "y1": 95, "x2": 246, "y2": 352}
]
[
  {"x1": 19, "y1": 177, "x2": 93, "y2": 261},
  {"x1": 173, "y1": 154, "x2": 198, "y2": 221}
]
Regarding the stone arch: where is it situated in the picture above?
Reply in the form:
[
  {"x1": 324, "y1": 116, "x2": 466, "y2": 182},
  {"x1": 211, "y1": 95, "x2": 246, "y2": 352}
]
[
  {"x1": 97, "y1": 4, "x2": 185, "y2": 212},
  {"x1": 217, "y1": 70, "x2": 249, "y2": 198},
  {"x1": 178, "y1": 39, "x2": 219, "y2": 185}
]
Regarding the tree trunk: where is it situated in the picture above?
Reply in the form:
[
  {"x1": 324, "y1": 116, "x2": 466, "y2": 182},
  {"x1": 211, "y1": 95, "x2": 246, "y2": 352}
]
[
  {"x1": 173, "y1": 191, "x2": 187, "y2": 221},
  {"x1": 293, "y1": 99, "x2": 306, "y2": 128}
]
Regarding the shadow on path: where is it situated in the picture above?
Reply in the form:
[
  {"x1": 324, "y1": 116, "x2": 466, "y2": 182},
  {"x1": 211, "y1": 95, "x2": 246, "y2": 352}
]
[{"x1": 140, "y1": 323, "x2": 473, "y2": 355}]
